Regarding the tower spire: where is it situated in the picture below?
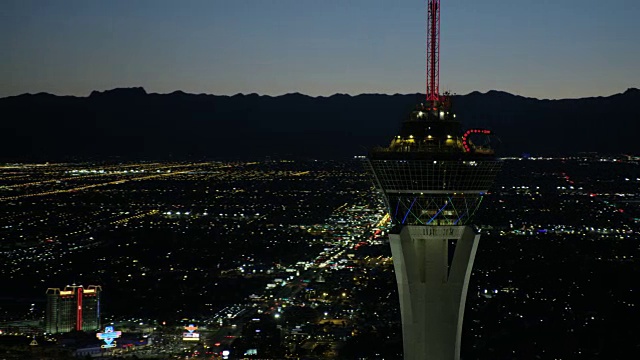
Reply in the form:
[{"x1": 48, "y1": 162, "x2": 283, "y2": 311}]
[{"x1": 426, "y1": 0, "x2": 441, "y2": 109}]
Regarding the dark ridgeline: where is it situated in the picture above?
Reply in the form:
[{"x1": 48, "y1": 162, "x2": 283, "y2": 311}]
[{"x1": 1, "y1": 87, "x2": 639, "y2": 161}]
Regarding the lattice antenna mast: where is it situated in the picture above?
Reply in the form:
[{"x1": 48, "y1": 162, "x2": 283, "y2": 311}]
[{"x1": 426, "y1": 0, "x2": 440, "y2": 109}]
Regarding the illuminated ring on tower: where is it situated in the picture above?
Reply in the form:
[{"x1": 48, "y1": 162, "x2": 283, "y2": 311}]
[{"x1": 462, "y1": 129, "x2": 492, "y2": 152}]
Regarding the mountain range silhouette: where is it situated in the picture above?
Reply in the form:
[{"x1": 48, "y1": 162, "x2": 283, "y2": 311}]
[{"x1": 1, "y1": 87, "x2": 639, "y2": 161}]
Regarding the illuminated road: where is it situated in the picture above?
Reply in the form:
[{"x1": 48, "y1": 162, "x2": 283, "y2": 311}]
[
  {"x1": 0, "y1": 169, "x2": 192, "y2": 202},
  {"x1": 0, "y1": 163, "x2": 167, "y2": 189},
  {"x1": 110, "y1": 210, "x2": 160, "y2": 225}
]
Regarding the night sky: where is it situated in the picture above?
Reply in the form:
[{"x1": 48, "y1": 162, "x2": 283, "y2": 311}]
[{"x1": 2, "y1": 0, "x2": 638, "y2": 99}]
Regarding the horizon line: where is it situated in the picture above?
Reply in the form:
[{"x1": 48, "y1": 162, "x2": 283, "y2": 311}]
[{"x1": 3, "y1": 86, "x2": 639, "y2": 102}]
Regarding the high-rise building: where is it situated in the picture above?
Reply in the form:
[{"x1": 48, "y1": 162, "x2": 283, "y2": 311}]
[
  {"x1": 366, "y1": 1, "x2": 501, "y2": 359},
  {"x1": 367, "y1": 104, "x2": 501, "y2": 359},
  {"x1": 45, "y1": 285, "x2": 101, "y2": 334}
]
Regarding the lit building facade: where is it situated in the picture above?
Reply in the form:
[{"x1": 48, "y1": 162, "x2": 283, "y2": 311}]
[{"x1": 45, "y1": 285, "x2": 101, "y2": 334}]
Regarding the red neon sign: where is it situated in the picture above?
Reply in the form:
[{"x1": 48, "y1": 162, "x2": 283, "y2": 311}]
[
  {"x1": 462, "y1": 129, "x2": 492, "y2": 152},
  {"x1": 77, "y1": 287, "x2": 83, "y2": 331}
]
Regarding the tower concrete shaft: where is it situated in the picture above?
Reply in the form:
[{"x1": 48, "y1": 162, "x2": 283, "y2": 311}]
[{"x1": 390, "y1": 225, "x2": 479, "y2": 360}]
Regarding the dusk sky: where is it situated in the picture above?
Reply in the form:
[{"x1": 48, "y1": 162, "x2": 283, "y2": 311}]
[{"x1": 2, "y1": 0, "x2": 638, "y2": 99}]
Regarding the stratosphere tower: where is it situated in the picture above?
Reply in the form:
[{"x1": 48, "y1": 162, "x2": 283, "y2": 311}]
[{"x1": 366, "y1": 1, "x2": 502, "y2": 359}]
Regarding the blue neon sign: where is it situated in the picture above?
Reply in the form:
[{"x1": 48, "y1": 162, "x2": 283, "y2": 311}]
[{"x1": 96, "y1": 326, "x2": 122, "y2": 349}]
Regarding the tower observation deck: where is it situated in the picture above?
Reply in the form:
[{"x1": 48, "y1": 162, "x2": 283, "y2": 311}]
[
  {"x1": 369, "y1": 104, "x2": 501, "y2": 231},
  {"x1": 365, "y1": 2, "x2": 501, "y2": 359}
]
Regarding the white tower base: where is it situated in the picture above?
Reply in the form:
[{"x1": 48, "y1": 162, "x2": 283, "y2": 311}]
[{"x1": 389, "y1": 225, "x2": 480, "y2": 360}]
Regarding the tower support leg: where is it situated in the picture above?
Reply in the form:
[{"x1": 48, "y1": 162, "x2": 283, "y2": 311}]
[{"x1": 389, "y1": 225, "x2": 479, "y2": 360}]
